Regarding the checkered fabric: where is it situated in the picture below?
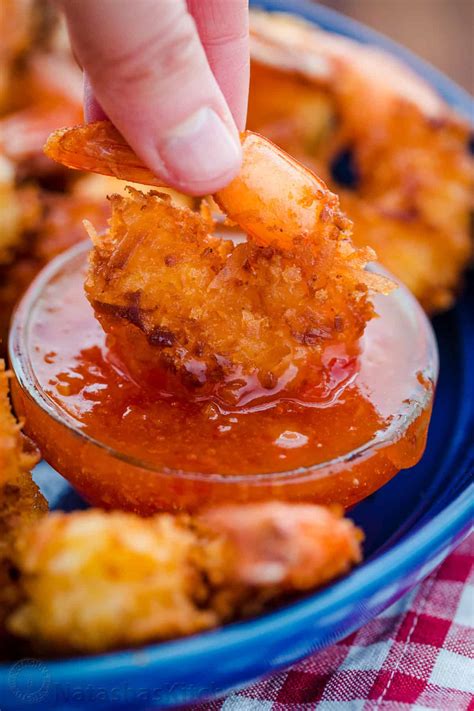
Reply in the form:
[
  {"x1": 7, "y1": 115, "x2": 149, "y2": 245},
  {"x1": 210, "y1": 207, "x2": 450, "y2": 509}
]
[{"x1": 198, "y1": 534, "x2": 473, "y2": 710}]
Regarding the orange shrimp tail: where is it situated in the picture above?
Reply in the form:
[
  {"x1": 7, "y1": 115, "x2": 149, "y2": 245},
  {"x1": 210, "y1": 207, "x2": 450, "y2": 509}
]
[{"x1": 44, "y1": 121, "x2": 164, "y2": 187}]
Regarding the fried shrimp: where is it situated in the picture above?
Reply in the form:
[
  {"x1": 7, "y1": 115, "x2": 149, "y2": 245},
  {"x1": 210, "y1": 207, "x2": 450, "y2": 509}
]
[
  {"x1": 0, "y1": 361, "x2": 47, "y2": 642},
  {"x1": 46, "y1": 123, "x2": 391, "y2": 400},
  {"x1": 247, "y1": 11, "x2": 473, "y2": 312},
  {"x1": 8, "y1": 503, "x2": 361, "y2": 652}
]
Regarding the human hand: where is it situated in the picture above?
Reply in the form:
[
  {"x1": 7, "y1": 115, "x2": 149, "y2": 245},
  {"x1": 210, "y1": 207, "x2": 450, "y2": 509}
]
[{"x1": 59, "y1": 0, "x2": 249, "y2": 195}]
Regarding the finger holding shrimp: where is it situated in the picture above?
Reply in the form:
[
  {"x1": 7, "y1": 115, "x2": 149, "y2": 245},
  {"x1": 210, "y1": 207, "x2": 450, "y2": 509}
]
[
  {"x1": 45, "y1": 119, "x2": 393, "y2": 280},
  {"x1": 45, "y1": 121, "x2": 334, "y2": 248}
]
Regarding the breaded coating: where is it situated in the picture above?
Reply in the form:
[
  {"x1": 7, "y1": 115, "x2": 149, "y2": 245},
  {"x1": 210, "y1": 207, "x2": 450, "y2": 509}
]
[
  {"x1": 8, "y1": 511, "x2": 216, "y2": 652},
  {"x1": 85, "y1": 187, "x2": 379, "y2": 398},
  {"x1": 8, "y1": 503, "x2": 361, "y2": 653},
  {"x1": 0, "y1": 361, "x2": 47, "y2": 640},
  {"x1": 248, "y1": 11, "x2": 473, "y2": 312}
]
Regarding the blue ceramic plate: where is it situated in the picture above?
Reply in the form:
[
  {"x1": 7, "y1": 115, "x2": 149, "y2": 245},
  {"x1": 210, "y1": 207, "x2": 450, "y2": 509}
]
[{"x1": 1, "y1": 2, "x2": 473, "y2": 709}]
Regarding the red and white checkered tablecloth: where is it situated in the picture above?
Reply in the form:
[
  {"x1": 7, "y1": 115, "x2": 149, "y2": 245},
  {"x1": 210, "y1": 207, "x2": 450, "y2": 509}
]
[{"x1": 198, "y1": 534, "x2": 473, "y2": 710}]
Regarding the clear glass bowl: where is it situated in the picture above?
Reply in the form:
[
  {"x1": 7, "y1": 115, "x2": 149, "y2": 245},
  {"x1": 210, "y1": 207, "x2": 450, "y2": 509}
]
[{"x1": 9, "y1": 241, "x2": 438, "y2": 513}]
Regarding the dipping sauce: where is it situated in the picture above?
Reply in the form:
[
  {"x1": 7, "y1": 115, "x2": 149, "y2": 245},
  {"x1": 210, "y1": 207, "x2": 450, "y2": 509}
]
[{"x1": 11, "y1": 243, "x2": 437, "y2": 513}]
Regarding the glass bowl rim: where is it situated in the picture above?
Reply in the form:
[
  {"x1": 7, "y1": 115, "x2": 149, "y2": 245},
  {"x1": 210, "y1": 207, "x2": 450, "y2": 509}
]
[{"x1": 9, "y1": 240, "x2": 439, "y2": 485}]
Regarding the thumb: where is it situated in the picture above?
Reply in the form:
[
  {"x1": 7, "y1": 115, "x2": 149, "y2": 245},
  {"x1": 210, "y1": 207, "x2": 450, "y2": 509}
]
[{"x1": 60, "y1": 0, "x2": 242, "y2": 195}]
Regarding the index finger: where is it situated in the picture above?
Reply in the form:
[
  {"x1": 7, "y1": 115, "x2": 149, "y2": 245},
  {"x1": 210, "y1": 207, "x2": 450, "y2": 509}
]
[{"x1": 187, "y1": 0, "x2": 249, "y2": 130}]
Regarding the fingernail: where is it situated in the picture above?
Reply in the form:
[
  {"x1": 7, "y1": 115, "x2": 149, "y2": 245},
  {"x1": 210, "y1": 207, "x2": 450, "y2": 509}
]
[{"x1": 160, "y1": 108, "x2": 241, "y2": 186}]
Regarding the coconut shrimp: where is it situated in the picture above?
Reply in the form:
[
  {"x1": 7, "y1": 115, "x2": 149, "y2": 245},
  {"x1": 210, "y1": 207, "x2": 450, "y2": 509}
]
[
  {"x1": 8, "y1": 503, "x2": 361, "y2": 653},
  {"x1": 45, "y1": 122, "x2": 391, "y2": 401},
  {"x1": 247, "y1": 11, "x2": 473, "y2": 312}
]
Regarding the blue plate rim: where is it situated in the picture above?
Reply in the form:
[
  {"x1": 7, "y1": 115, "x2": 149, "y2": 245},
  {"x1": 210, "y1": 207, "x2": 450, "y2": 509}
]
[{"x1": 1, "y1": 0, "x2": 473, "y2": 693}]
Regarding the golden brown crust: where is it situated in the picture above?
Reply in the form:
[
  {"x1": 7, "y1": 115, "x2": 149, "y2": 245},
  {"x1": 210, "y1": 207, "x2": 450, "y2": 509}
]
[
  {"x1": 8, "y1": 511, "x2": 216, "y2": 652},
  {"x1": 0, "y1": 361, "x2": 47, "y2": 642}
]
